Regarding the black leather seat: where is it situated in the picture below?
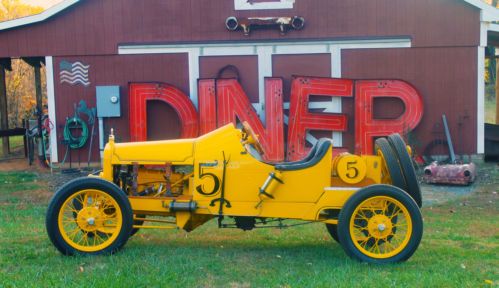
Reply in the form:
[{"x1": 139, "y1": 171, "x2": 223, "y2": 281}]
[{"x1": 275, "y1": 138, "x2": 332, "y2": 171}]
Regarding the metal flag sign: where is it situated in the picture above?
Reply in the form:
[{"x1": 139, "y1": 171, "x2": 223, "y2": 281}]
[{"x1": 59, "y1": 60, "x2": 90, "y2": 87}]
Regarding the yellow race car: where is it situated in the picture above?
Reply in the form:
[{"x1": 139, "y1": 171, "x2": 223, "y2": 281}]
[{"x1": 46, "y1": 122, "x2": 423, "y2": 264}]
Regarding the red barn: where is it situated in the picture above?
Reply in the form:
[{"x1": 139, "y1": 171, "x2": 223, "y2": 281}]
[{"x1": 0, "y1": 0, "x2": 498, "y2": 162}]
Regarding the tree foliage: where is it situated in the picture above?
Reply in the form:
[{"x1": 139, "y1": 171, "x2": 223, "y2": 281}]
[
  {"x1": 0, "y1": 0, "x2": 43, "y2": 21},
  {"x1": 0, "y1": 0, "x2": 45, "y2": 129},
  {"x1": 484, "y1": 0, "x2": 499, "y2": 8}
]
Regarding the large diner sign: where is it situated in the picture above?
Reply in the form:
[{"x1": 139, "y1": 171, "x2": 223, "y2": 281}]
[{"x1": 129, "y1": 77, "x2": 424, "y2": 162}]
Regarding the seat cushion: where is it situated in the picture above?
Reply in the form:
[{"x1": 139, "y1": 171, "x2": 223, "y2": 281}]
[{"x1": 275, "y1": 139, "x2": 332, "y2": 171}]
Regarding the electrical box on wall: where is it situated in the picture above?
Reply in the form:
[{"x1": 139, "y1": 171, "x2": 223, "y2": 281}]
[{"x1": 96, "y1": 86, "x2": 121, "y2": 117}]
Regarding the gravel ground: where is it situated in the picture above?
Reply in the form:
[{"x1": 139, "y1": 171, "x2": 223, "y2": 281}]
[
  {"x1": 2, "y1": 156, "x2": 497, "y2": 206},
  {"x1": 420, "y1": 161, "x2": 498, "y2": 206},
  {"x1": 38, "y1": 165, "x2": 103, "y2": 191}
]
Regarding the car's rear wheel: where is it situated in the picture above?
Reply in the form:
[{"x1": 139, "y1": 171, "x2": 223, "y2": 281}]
[
  {"x1": 387, "y1": 134, "x2": 422, "y2": 207},
  {"x1": 375, "y1": 138, "x2": 407, "y2": 191},
  {"x1": 337, "y1": 185, "x2": 423, "y2": 264}
]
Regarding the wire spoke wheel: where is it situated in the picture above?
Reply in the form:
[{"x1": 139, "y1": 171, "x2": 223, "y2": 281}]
[
  {"x1": 350, "y1": 196, "x2": 411, "y2": 259},
  {"x1": 46, "y1": 177, "x2": 133, "y2": 255},
  {"x1": 59, "y1": 189, "x2": 122, "y2": 252},
  {"x1": 338, "y1": 185, "x2": 423, "y2": 264}
]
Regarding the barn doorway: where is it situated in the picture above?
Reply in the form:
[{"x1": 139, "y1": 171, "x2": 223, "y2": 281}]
[{"x1": 0, "y1": 57, "x2": 47, "y2": 161}]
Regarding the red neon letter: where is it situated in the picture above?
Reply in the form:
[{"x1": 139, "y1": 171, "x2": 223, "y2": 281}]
[
  {"x1": 129, "y1": 83, "x2": 199, "y2": 141},
  {"x1": 198, "y1": 79, "x2": 217, "y2": 135},
  {"x1": 355, "y1": 80, "x2": 424, "y2": 154},
  {"x1": 287, "y1": 77, "x2": 352, "y2": 161},
  {"x1": 216, "y1": 78, "x2": 284, "y2": 162}
]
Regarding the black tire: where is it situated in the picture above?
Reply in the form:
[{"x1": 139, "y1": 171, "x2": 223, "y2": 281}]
[
  {"x1": 375, "y1": 138, "x2": 407, "y2": 191},
  {"x1": 337, "y1": 185, "x2": 423, "y2": 264},
  {"x1": 326, "y1": 224, "x2": 339, "y2": 243},
  {"x1": 388, "y1": 134, "x2": 422, "y2": 208},
  {"x1": 46, "y1": 177, "x2": 133, "y2": 255}
]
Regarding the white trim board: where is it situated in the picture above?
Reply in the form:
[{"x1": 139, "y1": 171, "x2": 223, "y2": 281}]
[
  {"x1": 489, "y1": 23, "x2": 499, "y2": 33},
  {"x1": 0, "y1": 0, "x2": 81, "y2": 31},
  {"x1": 477, "y1": 47, "x2": 485, "y2": 154},
  {"x1": 119, "y1": 38, "x2": 411, "y2": 147},
  {"x1": 45, "y1": 56, "x2": 58, "y2": 162},
  {"x1": 477, "y1": 21, "x2": 488, "y2": 155}
]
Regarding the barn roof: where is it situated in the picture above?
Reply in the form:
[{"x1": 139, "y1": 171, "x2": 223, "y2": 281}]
[
  {"x1": 0, "y1": 0, "x2": 498, "y2": 33},
  {"x1": 464, "y1": 0, "x2": 499, "y2": 20}
]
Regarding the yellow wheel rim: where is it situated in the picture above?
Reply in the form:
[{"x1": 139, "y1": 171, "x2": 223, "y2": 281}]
[
  {"x1": 349, "y1": 196, "x2": 413, "y2": 259},
  {"x1": 57, "y1": 189, "x2": 123, "y2": 252}
]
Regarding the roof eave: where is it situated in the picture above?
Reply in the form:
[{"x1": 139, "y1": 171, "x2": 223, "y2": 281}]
[{"x1": 462, "y1": 0, "x2": 499, "y2": 22}]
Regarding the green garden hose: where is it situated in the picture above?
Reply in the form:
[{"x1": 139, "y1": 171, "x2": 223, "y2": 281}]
[{"x1": 63, "y1": 116, "x2": 89, "y2": 149}]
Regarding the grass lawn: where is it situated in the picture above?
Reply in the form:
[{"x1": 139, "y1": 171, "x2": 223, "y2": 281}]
[
  {"x1": 0, "y1": 170, "x2": 498, "y2": 287},
  {"x1": 0, "y1": 135, "x2": 25, "y2": 155},
  {"x1": 486, "y1": 97, "x2": 496, "y2": 124}
]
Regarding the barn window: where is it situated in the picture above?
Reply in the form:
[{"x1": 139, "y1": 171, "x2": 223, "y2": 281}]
[{"x1": 234, "y1": 0, "x2": 295, "y2": 10}]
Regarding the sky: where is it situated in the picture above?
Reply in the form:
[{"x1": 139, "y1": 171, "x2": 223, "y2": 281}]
[{"x1": 21, "y1": 0, "x2": 63, "y2": 9}]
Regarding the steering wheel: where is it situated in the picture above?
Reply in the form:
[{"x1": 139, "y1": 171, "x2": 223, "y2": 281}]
[{"x1": 242, "y1": 121, "x2": 265, "y2": 155}]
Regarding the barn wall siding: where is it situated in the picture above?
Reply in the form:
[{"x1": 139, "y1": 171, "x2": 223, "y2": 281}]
[
  {"x1": 342, "y1": 47, "x2": 478, "y2": 155},
  {"x1": 0, "y1": 0, "x2": 480, "y2": 58},
  {"x1": 50, "y1": 46, "x2": 479, "y2": 160},
  {"x1": 53, "y1": 53, "x2": 190, "y2": 161}
]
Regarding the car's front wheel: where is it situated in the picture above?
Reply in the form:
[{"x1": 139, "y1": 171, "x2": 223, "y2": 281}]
[{"x1": 46, "y1": 177, "x2": 133, "y2": 255}]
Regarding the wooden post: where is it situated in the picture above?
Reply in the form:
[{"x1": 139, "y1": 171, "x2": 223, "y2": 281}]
[
  {"x1": 0, "y1": 58, "x2": 11, "y2": 157},
  {"x1": 22, "y1": 57, "x2": 45, "y2": 137}
]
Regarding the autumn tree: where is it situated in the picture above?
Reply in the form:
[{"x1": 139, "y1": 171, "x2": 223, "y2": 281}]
[
  {"x1": 0, "y1": 0, "x2": 43, "y2": 21},
  {"x1": 0, "y1": 0, "x2": 45, "y2": 129}
]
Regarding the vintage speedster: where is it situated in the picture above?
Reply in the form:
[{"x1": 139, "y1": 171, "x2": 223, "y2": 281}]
[{"x1": 46, "y1": 123, "x2": 423, "y2": 264}]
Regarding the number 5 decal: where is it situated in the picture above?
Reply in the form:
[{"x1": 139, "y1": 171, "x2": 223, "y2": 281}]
[
  {"x1": 337, "y1": 155, "x2": 367, "y2": 184},
  {"x1": 346, "y1": 161, "x2": 359, "y2": 179},
  {"x1": 196, "y1": 161, "x2": 221, "y2": 196}
]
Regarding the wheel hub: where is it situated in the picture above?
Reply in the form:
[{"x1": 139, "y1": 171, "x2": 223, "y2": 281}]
[
  {"x1": 76, "y1": 207, "x2": 102, "y2": 233},
  {"x1": 367, "y1": 214, "x2": 393, "y2": 239}
]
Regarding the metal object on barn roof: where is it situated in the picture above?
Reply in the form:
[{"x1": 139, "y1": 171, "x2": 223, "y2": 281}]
[{"x1": 225, "y1": 16, "x2": 305, "y2": 35}]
